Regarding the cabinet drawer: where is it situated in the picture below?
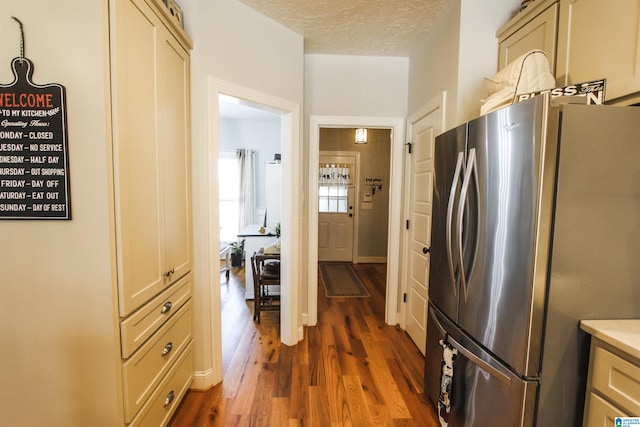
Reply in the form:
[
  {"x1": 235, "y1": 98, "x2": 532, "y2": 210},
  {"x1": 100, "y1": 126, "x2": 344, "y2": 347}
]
[
  {"x1": 122, "y1": 303, "x2": 192, "y2": 422},
  {"x1": 129, "y1": 341, "x2": 193, "y2": 427},
  {"x1": 592, "y1": 346, "x2": 640, "y2": 416},
  {"x1": 585, "y1": 392, "x2": 629, "y2": 427},
  {"x1": 120, "y1": 274, "x2": 191, "y2": 358}
]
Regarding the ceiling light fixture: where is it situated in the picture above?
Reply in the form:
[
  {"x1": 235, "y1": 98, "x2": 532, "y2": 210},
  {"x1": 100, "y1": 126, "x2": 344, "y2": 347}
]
[{"x1": 355, "y1": 128, "x2": 367, "y2": 144}]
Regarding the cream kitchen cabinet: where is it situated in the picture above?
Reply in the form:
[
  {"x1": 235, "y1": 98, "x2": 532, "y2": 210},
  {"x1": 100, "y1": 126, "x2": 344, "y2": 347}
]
[
  {"x1": 497, "y1": 0, "x2": 640, "y2": 104},
  {"x1": 556, "y1": 0, "x2": 640, "y2": 104},
  {"x1": 497, "y1": 0, "x2": 559, "y2": 73},
  {"x1": 112, "y1": 0, "x2": 192, "y2": 316},
  {"x1": 580, "y1": 320, "x2": 640, "y2": 427},
  {"x1": 110, "y1": 0, "x2": 194, "y2": 424}
]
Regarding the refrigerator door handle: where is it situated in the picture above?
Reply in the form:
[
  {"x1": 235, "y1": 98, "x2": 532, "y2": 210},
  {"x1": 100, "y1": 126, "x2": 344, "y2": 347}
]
[
  {"x1": 448, "y1": 335, "x2": 512, "y2": 386},
  {"x1": 446, "y1": 151, "x2": 464, "y2": 297},
  {"x1": 457, "y1": 148, "x2": 476, "y2": 302}
]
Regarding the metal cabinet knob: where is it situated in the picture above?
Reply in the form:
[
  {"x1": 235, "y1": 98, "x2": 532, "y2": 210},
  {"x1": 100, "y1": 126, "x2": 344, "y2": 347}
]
[
  {"x1": 162, "y1": 342, "x2": 173, "y2": 356},
  {"x1": 160, "y1": 301, "x2": 172, "y2": 314},
  {"x1": 423, "y1": 247, "x2": 430, "y2": 254},
  {"x1": 163, "y1": 390, "x2": 175, "y2": 407}
]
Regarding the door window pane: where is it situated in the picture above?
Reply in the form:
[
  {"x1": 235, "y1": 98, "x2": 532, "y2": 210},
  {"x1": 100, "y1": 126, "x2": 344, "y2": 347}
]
[{"x1": 318, "y1": 185, "x2": 348, "y2": 213}]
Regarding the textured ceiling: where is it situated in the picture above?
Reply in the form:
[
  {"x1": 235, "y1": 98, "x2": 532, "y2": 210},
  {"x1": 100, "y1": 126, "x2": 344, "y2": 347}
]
[{"x1": 238, "y1": 0, "x2": 454, "y2": 56}]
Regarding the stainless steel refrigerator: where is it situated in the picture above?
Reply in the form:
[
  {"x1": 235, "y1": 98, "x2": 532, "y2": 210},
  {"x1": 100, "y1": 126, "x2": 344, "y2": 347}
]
[{"x1": 424, "y1": 94, "x2": 640, "y2": 427}]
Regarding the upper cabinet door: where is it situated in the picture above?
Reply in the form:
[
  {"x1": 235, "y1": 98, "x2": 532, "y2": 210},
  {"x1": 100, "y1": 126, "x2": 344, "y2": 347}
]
[
  {"x1": 113, "y1": 0, "x2": 165, "y2": 316},
  {"x1": 497, "y1": 1, "x2": 559, "y2": 73},
  {"x1": 113, "y1": 0, "x2": 192, "y2": 316},
  {"x1": 159, "y1": 33, "x2": 192, "y2": 285},
  {"x1": 556, "y1": 0, "x2": 640, "y2": 103}
]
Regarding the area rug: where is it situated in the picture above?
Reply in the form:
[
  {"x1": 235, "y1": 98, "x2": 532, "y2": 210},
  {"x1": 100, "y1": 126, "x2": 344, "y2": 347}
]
[{"x1": 319, "y1": 262, "x2": 370, "y2": 297}]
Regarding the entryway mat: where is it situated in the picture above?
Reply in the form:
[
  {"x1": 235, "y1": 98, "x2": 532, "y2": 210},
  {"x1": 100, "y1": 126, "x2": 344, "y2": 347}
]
[{"x1": 319, "y1": 262, "x2": 370, "y2": 297}]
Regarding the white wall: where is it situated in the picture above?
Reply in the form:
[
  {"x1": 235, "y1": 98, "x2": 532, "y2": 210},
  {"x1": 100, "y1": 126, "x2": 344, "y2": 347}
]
[
  {"x1": 305, "y1": 54, "x2": 409, "y2": 118},
  {"x1": 0, "y1": 1, "x2": 121, "y2": 425},
  {"x1": 456, "y1": 0, "x2": 522, "y2": 124},
  {"x1": 408, "y1": 0, "x2": 522, "y2": 130},
  {"x1": 185, "y1": 0, "x2": 304, "y2": 387},
  {"x1": 408, "y1": 0, "x2": 462, "y2": 128}
]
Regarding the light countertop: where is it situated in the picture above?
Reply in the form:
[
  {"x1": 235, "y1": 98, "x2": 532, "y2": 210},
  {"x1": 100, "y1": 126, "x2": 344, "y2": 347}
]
[
  {"x1": 238, "y1": 224, "x2": 276, "y2": 237},
  {"x1": 580, "y1": 319, "x2": 640, "y2": 360}
]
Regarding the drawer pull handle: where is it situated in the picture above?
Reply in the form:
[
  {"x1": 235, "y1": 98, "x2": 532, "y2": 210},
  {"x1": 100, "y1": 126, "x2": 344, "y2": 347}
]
[
  {"x1": 161, "y1": 302, "x2": 173, "y2": 314},
  {"x1": 162, "y1": 342, "x2": 173, "y2": 356},
  {"x1": 163, "y1": 268, "x2": 175, "y2": 278},
  {"x1": 163, "y1": 390, "x2": 175, "y2": 407}
]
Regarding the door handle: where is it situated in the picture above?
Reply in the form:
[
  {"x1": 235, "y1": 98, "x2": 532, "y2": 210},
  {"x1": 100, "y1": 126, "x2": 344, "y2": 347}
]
[
  {"x1": 447, "y1": 335, "x2": 511, "y2": 386},
  {"x1": 446, "y1": 152, "x2": 464, "y2": 297},
  {"x1": 349, "y1": 213, "x2": 353, "y2": 217},
  {"x1": 423, "y1": 247, "x2": 430, "y2": 254},
  {"x1": 457, "y1": 148, "x2": 477, "y2": 303}
]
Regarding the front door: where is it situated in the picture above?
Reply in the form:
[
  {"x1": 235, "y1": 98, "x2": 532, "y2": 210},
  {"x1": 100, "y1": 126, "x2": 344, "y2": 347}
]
[
  {"x1": 318, "y1": 153, "x2": 356, "y2": 262},
  {"x1": 404, "y1": 110, "x2": 438, "y2": 354}
]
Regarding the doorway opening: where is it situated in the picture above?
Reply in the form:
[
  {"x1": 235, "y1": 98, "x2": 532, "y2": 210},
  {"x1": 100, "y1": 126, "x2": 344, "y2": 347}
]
[
  {"x1": 217, "y1": 95, "x2": 281, "y2": 371},
  {"x1": 204, "y1": 78, "x2": 302, "y2": 389},
  {"x1": 307, "y1": 116, "x2": 406, "y2": 327}
]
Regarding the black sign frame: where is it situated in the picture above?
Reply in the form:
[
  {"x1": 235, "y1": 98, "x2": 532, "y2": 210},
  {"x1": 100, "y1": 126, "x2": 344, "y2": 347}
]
[{"x1": 0, "y1": 57, "x2": 71, "y2": 219}]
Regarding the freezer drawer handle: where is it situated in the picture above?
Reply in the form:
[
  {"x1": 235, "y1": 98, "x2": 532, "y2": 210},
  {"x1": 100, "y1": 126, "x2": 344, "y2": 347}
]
[
  {"x1": 446, "y1": 151, "x2": 464, "y2": 297},
  {"x1": 448, "y1": 335, "x2": 512, "y2": 386}
]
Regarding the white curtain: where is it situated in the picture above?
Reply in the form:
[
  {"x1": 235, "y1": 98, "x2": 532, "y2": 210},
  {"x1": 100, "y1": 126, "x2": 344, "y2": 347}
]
[
  {"x1": 237, "y1": 149, "x2": 257, "y2": 231},
  {"x1": 319, "y1": 164, "x2": 352, "y2": 186}
]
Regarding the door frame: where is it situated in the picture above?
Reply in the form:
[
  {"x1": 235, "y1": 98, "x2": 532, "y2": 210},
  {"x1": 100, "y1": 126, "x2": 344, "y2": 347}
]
[
  {"x1": 308, "y1": 116, "x2": 405, "y2": 326},
  {"x1": 200, "y1": 78, "x2": 301, "y2": 388},
  {"x1": 401, "y1": 93, "x2": 446, "y2": 330},
  {"x1": 318, "y1": 150, "x2": 360, "y2": 263}
]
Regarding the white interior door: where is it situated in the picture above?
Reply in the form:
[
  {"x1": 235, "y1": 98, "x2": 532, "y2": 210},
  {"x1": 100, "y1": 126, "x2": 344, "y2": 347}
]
[
  {"x1": 318, "y1": 153, "x2": 356, "y2": 262},
  {"x1": 404, "y1": 112, "x2": 438, "y2": 354}
]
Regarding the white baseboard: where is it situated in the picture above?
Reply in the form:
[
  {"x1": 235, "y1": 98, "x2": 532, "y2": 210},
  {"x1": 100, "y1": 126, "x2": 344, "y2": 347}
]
[
  {"x1": 356, "y1": 256, "x2": 387, "y2": 264},
  {"x1": 189, "y1": 368, "x2": 217, "y2": 391}
]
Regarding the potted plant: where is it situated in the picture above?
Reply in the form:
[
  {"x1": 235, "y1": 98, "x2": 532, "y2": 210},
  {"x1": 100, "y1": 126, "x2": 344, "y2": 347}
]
[
  {"x1": 229, "y1": 239, "x2": 244, "y2": 267},
  {"x1": 274, "y1": 222, "x2": 281, "y2": 250}
]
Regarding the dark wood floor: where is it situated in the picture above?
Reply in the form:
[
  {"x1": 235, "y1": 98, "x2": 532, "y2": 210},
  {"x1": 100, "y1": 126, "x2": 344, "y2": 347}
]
[{"x1": 169, "y1": 263, "x2": 439, "y2": 426}]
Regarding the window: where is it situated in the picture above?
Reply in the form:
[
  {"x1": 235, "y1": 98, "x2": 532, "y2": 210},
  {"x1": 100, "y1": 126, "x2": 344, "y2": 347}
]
[
  {"x1": 318, "y1": 163, "x2": 352, "y2": 213},
  {"x1": 218, "y1": 152, "x2": 239, "y2": 242},
  {"x1": 319, "y1": 185, "x2": 348, "y2": 213}
]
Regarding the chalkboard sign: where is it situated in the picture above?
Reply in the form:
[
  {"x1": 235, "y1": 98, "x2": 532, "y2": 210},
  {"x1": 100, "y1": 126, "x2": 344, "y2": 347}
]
[{"x1": 0, "y1": 57, "x2": 71, "y2": 219}]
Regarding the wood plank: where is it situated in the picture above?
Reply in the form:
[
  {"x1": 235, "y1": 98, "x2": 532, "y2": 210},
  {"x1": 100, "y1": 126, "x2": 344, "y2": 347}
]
[
  {"x1": 332, "y1": 324, "x2": 360, "y2": 375},
  {"x1": 368, "y1": 405, "x2": 394, "y2": 427},
  {"x1": 273, "y1": 344, "x2": 294, "y2": 397},
  {"x1": 360, "y1": 332, "x2": 412, "y2": 419},
  {"x1": 323, "y1": 344, "x2": 349, "y2": 423},
  {"x1": 308, "y1": 386, "x2": 332, "y2": 427},
  {"x1": 385, "y1": 358, "x2": 439, "y2": 427},
  {"x1": 343, "y1": 375, "x2": 374, "y2": 427},
  {"x1": 289, "y1": 362, "x2": 310, "y2": 420},
  {"x1": 248, "y1": 362, "x2": 277, "y2": 426},
  {"x1": 268, "y1": 397, "x2": 290, "y2": 426}
]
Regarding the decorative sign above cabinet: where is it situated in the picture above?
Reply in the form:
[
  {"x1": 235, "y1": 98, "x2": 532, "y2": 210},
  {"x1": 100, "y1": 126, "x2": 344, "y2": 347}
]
[{"x1": 0, "y1": 19, "x2": 71, "y2": 220}]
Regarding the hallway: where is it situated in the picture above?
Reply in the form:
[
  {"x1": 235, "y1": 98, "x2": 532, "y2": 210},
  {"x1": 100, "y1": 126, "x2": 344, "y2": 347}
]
[{"x1": 169, "y1": 264, "x2": 438, "y2": 426}]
